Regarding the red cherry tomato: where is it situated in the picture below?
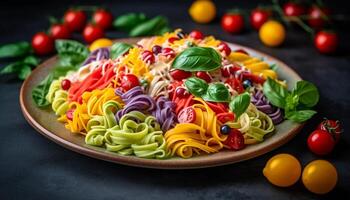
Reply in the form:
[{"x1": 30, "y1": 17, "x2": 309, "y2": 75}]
[
  {"x1": 177, "y1": 106, "x2": 196, "y2": 123},
  {"x1": 308, "y1": 5, "x2": 331, "y2": 29},
  {"x1": 83, "y1": 24, "x2": 105, "y2": 43},
  {"x1": 283, "y1": 2, "x2": 306, "y2": 17},
  {"x1": 189, "y1": 30, "x2": 204, "y2": 40},
  {"x1": 93, "y1": 9, "x2": 113, "y2": 30},
  {"x1": 66, "y1": 109, "x2": 75, "y2": 121},
  {"x1": 63, "y1": 10, "x2": 87, "y2": 32},
  {"x1": 250, "y1": 8, "x2": 271, "y2": 30},
  {"x1": 314, "y1": 31, "x2": 338, "y2": 54},
  {"x1": 235, "y1": 49, "x2": 249, "y2": 55},
  {"x1": 50, "y1": 24, "x2": 71, "y2": 40},
  {"x1": 31, "y1": 32, "x2": 54, "y2": 55},
  {"x1": 141, "y1": 50, "x2": 155, "y2": 64},
  {"x1": 317, "y1": 119, "x2": 342, "y2": 143},
  {"x1": 170, "y1": 69, "x2": 192, "y2": 81},
  {"x1": 161, "y1": 47, "x2": 176, "y2": 59},
  {"x1": 168, "y1": 37, "x2": 179, "y2": 44},
  {"x1": 175, "y1": 87, "x2": 189, "y2": 98},
  {"x1": 120, "y1": 74, "x2": 140, "y2": 91},
  {"x1": 225, "y1": 77, "x2": 244, "y2": 93},
  {"x1": 195, "y1": 71, "x2": 212, "y2": 83},
  {"x1": 242, "y1": 72, "x2": 265, "y2": 84},
  {"x1": 221, "y1": 13, "x2": 244, "y2": 34},
  {"x1": 218, "y1": 42, "x2": 231, "y2": 56},
  {"x1": 308, "y1": 130, "x2": 335, "y2": 156},
  {"x1": 61, "y1": 79, "x2": 71, "y2": 90},
  {"x1": 225, "y1": 129, "x2": 245, "y2": 150}
]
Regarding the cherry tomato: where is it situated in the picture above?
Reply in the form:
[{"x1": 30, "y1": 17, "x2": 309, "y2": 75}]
[
  {"x1": 221, "y1": 13, "x2": 244, "y2": 34},
  {"x1": 31, "y1": 32, "x2": 54, "y2": 55},
  {"x1": 225, "y1": 78, "x2": 244, "y2": 93},
  {"x1": 308, "y1": 5, "x2": 331, "y2": 29},
  {"x1": 317, "y1": 119, "x2": 342, "y2": 143},
  {"x1": 302, "y1": 160, "x2": 337, "y2": 194},
  {"x1": 189, "y1": 30, "x2": 204, "y2": 40},
  {"x1": 308, "y1": 130, "x2": 335, "y2": 156},
  {"x1": 61, "y1": 79, "x2": 71, "y2": 90},
  {"x1": 225, "y1": 129, "x2": 245, "y2": 150},
  {"x1": 218, "y1": 42, "x2": 231, "y2": 56},
  {"x1": 93, "y1": 9, "x2": 113, "y2": 30},
  {"x1": 170, "y1": 69, "x2": 192, "y2": 81},
  {"x1": 152, "y1": 45, "x2": 162, "y2": 55},
  {"x1": 175, "y1": 87, "x2": 189, "y2": 98},
  {"x1": 66, "y1": 109, "x2": 75, "y2": 121},
  {"x1": 242, "y1": 72, "x2": 265, "y2": 84},
  {"x1": 161, "y1": 47, "x2": 176, "y2": 59},
  {"x1": 83, "y1": 24, "x2": 105, "y2": 43},
  {"x1": 178, "y1": 106, "x2": 196, "y2": 123},
  {"x1": 263, "y1": 154, "x2": 301, "y2": 187},
  {"x1": 250, "y1": 8, "x2": 271, "y2": 30},
  {"x1": 195, "y1": 71, "x2": 212, "y2": 83},
  {"x1": 141, "y1": 50, "x2": 155, "y2": 64},
  {"x1": 120, "y1": 74, "x2": 140, "y2": 91},
  {"x1": 168, "y1": 37, "x2": 179, "y2": 44},
  {"x1": 314, "y1": 31, "x2": 338, "y2": 54},
  {"x1": 63, "y1": 9, "x2": 87, "y2": 32},
  {"x1": 235, "y1": 49, "x2": 249, "y2": 55},
  {"x1": 283, "y1": 2, "x2": 305, "y2": 17},
  {"x1": 50, "y1": 24, "x2": 71, "y2": 40}
]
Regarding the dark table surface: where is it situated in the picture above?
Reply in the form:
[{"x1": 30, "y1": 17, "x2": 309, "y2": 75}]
[{"x1": 1, "y1": 0, "x2": 349, "y2": 199}]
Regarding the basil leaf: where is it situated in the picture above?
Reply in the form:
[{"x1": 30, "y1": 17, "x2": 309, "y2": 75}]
[
  {"x1": 0, "y1": 62, "x2": 23, "y2": 74},
  {"x1": 285, "y1": 109, "x2": 317, "y2": 123},
  {"x1": 23, "y1": 55, "x2": 40, "y2": 66},
  {"x1": 113, "y1": 13, "x2": 147, "y2": 32},
  {"x1": 263, "y1": 78, "x2": 289, "y2": 108},
  {"x1": 172, "y1": 47, "x2": 222, "y2": 72},
  {"x1": 293, "y1": 81, "x2": 319, "y2": 107},
  {"x1": 0, "y1": 41, "x2": 31, "y2": 58},
  {"x1": 18, "y1": 65, "x2": 31, "y2": 80},
  {"x1": 184, "y1": 77, "x2": 208, "y2": 97},
  {"x1": 110, "y1": 43, "x2": 133, "y2": 59},
  {"x1": 129, "y1": 16, "x2": 169, "y2": 37},
  {"x1": 229, "y1": 92, "x2": 251, "y2": 119},
  {"x1": 32, "y1": 74, "x2": 54, "y2": 107},
  {"x1": 202, "y1": 83, "x2": 230, "y2": 102},
  {"x1": 55, "y1": 40, "x2": 89, "y2": 65}
]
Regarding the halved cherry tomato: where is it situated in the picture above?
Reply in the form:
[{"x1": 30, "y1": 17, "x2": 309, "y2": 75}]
[
  {"x1": 63, "y1": 9, "x2": 87, "y2": 32},
  {"x1": 178, "y1": 106, "x2": 196, "y2": 123},
  {"x1": 225, "y1": 129, "x2": 245, "y2": 150},
  {"x1": 170, "y1": 69, "x2": 192, "y2": 81},
  {"x1": 317, "y1": 119, "x2": 342, "y2": 143},
  {"x1": 242, "y1": 72, "x2": 265, "y2": 84},
  {"x1": 93, "y1": 9, "x2": 113, "y2": 30},
  {"x1": 307, "y1": 130, "x2": 335, "y2": 156},
  {"x1": 189, "y1": 30, "x2": 204, "y2": 40},
  {"x1": 168, "y1": 37, "x2": 179, "y2": 44},
  {"x1": 225, "y1": 77, "x2": 244, "y2": 93},
  {"x1": 66, "y1": 109, "x2": 75, "y2": 121},
  {"x1": 195, "y1": 71, "x2": 212, "y2": 83},
  {"x1": 218, "y1": 42, "x2": 231, "y2": 56},
  {"x1": 120, "y1": 74, "x2": 140, "y2": 91},
  {"x1": 161, "y1": 47, "x2": 176, "y2": 59},
  {"x1": 141, "y1": 50, "x2": 155, "y2": 64}
]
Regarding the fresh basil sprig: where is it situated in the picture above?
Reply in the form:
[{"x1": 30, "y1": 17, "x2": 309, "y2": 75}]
[
  {"x1": 0, "y1": 41, "x2": 32, "y2": 58},
  {"x1": 184, "y1": 77, "x2": 230, "y2": 102},
  {"x1": 110, "y1": 42, "x2": 133, "y2": 59},
  {"x1": 0, "y1": 55, "x2": 40, "y2": 80},
  {"x1": 229, "y1": 92, "x2": 251, "y2": 119},
  {"x1": 129, "y1": 16, "x2": 170, "y2": 37},
  {"x1": 172, "y1": 47, "x2": 222, "y2": 72},
  {"x1": 263, "y1": 78, "x2": 319, "y2": 122},
  {"x1": 113, "y1": 13, "x2": 147, "y2": 32}
]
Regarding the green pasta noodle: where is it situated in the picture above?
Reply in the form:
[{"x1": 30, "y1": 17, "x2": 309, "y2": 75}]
[{"x1": 46, "y1": 78, "x2": 69, "y2": 116}]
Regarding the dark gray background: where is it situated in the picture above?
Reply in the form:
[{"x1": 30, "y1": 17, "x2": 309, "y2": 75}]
[{"x1": 1, "y1": 0, "x2": 349, "y2": 199}]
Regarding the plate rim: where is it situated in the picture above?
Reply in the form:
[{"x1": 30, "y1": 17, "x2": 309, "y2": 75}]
[{"x1": 20, "y1": 38, "x2": 304, "y2": 169}]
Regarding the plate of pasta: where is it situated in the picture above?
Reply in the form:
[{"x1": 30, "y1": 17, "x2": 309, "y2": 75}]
[{"x1": 20, "y1": 29, "x2": 311, "y2": 169}]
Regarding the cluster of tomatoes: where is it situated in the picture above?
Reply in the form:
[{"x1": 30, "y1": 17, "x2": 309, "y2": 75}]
[
  {"x1": 31, "y1": 8, "x2": 113, "y2": 55},
  {"x1": 264, "y1": 118, "x2": 342, "y2": 194}
]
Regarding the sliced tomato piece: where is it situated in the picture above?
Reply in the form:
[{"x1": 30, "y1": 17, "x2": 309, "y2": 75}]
[
  {"x1": 66, "y1": 109, "x2": 75, "y2": 121},
  {"x1": 225, "y1": 129, "x2": 245, "y2": 150},
  {"x1": 177, "y1": 106, "x2": 196, "y2": 123}
]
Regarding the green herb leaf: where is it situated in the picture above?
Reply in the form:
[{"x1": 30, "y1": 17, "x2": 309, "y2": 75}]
[
  {"x1": 229, "y1": 92, "x2": 251, "y2": 119},
  {"x1": 0, "y1": 62, "x2": 23, "y2": 74},
  {"x1": 285, "y1": 94, "x2": 299, "y2": 111},
  {"x1": 23, "y1": 55, "x2": 40, "y2": 66},
  {"x1": 110, "y1": 43, "x2": 133, "y2": 59},
  {"x1": 0, "y1": 41, "x2": 31, "y2": 58},
  {"x1": 202, "y1": 83, "x2": 230, "y2": 102},
  {"x1": 172, "y1": 47, "x2": 222, "y2": 72},
  {"x1": 113, "y1": 13, "x2": 147, "y2": 32},
  {"x1": 129, "y1": 16, "x2": 169, "y2": 37},
  {"x1": 285, "y1": 109, "x2": 317, "y2": 123},
  {"x1": 184, "y1": 77, "x2": 208, "y2": 97},
  {"x1": 32, "y1": 74, "x2": 54, "y2": 107},
  {"x1": 263, "y1": 78, "x2": 289, "y2": 108},
  {"x1": 292, "y1": 81, "x2": 319, "y2": 107},
  {"x1": 55, "y1": 40, "x2": 89, "y2": 65},
  {"x1": 18, "y1": 65, "x2": 31, "y2": 80}
]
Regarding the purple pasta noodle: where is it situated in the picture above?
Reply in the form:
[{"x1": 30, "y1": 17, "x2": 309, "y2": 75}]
[
  {"x1": 251, "y1": 90, "x2": 284, "y2": 124},
  {"x1": 82, "y1": 48, "x2": 110, "y2": 66},
  {"x1": 152, "y1": 96, "x2": 177, "y2": 132}
]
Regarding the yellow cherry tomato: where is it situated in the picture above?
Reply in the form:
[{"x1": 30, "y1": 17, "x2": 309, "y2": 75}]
[
  {"x1": 302, "y1": 160, "x2": 338, "y2": 194},
  {"x1": 263, "y1": 154, "x2": 301, "y2": 187},
  {"x1": 259, "y1": 20, "x2": 286, "y2": 47},
  {"x1": 89, "y1": 38, "x2": 113, "y2": 52},
  {"x1": 189, "y1": 0, "x2": 216, "y2": 24}
]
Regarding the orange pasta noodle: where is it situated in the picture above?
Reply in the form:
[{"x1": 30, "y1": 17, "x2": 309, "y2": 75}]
[
  {"x1": 65, "y1": 88, "x2": 123, "y2": 134},
  {"x1": 165, "y1": 98, "x2": 228, "y2": 158}
]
